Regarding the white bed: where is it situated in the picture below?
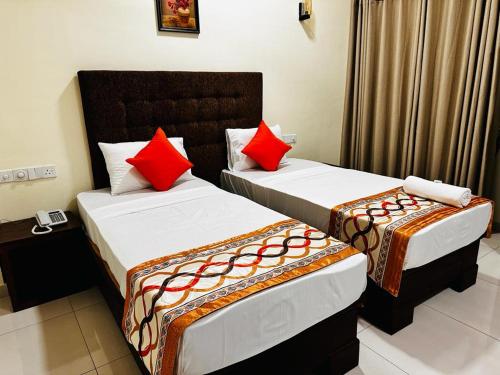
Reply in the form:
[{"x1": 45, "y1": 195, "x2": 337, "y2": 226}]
[
  {"x1": 77, "y1": 177, "x2": 367, "y2": 375},
  {"x1": 221, "y1": 158, "x2": 493, "y2": 271}
]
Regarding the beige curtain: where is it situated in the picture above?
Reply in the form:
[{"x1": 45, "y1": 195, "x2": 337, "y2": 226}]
[{"x1": 341, "y1": 0, "x2": 500, "y2": 196}]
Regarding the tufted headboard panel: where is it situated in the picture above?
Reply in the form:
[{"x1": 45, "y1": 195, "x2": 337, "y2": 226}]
[{"x1": 78, "y1": 71, "x2": 263, "y2": 189}]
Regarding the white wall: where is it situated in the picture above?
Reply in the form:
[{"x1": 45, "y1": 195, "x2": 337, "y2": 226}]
[{"x1": 0, "y1": 0, "x2": 351, "y2": 221}]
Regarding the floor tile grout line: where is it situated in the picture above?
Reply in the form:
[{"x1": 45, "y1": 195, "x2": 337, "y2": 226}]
[
  {"x1": 480, "y1": 239, "x2": 500, "y2": 252},
  {"x1": 68, "y1": 288, "x2": 105, "y2": 312},
  {"x1": 357, "y1": 325, "x2": 370, "y2": 334},
  {"x1": 422, "y1": 304, "x2": 500, "y2": 342},
  {"x1": 75, "y1": 300, "x2": 134, "y2": 370},
  {"x1": 488, "y1": 243, "x2": 500, "y2": 251},
  {"x1": 0, "y1": 308, "x2": 75, "y2": 338},
  {"x1": 80, "y1": 368, "x2": 97, "y2": 375},
  {"x1": 95, "y1": 352, "x2": 132, "y2": 370},
  {"x1": 359, "y1": 341, "x2": 410, "y2": 374},
  {"x1": 477, "y1": 251, "x2": 493, "y2": 260},
  {"x1": 74, "y1": 310, "x2": 98, "y2": 372},
  {"x1": 479, "y1": 246, "x2": 500, "y2": 257},
  {"x1": 477, "y1": 276, "x2": 500, "y2": 287},
  {"x1": 70, "y1": 299, "x2": 105, "y2": 313},
  {"x1": 0, "y1": 295, "x2": 104, "y2": 338}
]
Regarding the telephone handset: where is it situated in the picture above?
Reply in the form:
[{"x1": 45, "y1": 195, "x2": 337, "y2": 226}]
[{"x1": 32, "y1": 210, "x2": 68, "y2": 235}]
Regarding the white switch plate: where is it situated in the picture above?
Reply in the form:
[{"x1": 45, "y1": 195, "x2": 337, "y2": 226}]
[
  {"x1": 0, "y1": 170, "x2": 13, "y2": 184},
  {"x1": 12, "y1": 169, "x2": 29, "y2": 182},
  {"x1": 0, "y1": 165, "x2": 57, "y2": 184},
  {"x1": 283, "y1": 134, "x2": 297, "y2": 145}
]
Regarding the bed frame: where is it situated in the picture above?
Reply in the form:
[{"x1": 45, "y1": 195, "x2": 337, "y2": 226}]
[
  {"x1": 361, "y1": 237, "x2": 480, "y2": 334},
  {"x1": 78, "y1": 71, "x2": 360, "y2": 374}
]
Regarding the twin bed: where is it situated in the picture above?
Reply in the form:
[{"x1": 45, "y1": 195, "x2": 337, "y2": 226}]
[
  {"x1": 78, "y1": 71, "x2": 366, "y2": 375},
  {"x1": 78, "y1": 179, "x2": 366, "y2": 374},
  {"x1": 222, "y1": 158, "x2": 492, "y2": 333},
  {"x1": 77, "y1": 70, "x2": 492, "y2": 374}
]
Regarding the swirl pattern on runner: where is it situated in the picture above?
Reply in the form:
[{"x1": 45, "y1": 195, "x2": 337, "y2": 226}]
[
  {"x1": 122, "y1": 220, "x2": 359, "y2": 375},
  {"x1": 137, "y1": 228, "x2": 325, "y2": 356},
  {"x1": 330, "y1": 187, "x2": 492, "y2": 297},
  {"x1": 343, "y1": 194, "x2": 430, "y2": 273}
]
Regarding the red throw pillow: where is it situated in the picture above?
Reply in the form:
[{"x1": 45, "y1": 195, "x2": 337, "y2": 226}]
[
  {"x1": 242, "y1": 121, "x2": 292, "y2": 171},
  {"x1": 126, "y1": 128, "x2": 193, "y2": 191}
]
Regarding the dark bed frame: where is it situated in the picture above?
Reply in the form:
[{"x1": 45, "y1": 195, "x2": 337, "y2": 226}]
[
  {"x1": 361, "y1": 238, "x2": 480, "y2": 334},
  {"x1": 78, "y1": 71, "x2": 361, "y2": 375}
]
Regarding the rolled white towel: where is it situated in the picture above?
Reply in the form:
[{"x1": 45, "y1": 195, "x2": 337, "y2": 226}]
[{"x1": 403, "y1": 176, "x2": 472, "y2": 208}]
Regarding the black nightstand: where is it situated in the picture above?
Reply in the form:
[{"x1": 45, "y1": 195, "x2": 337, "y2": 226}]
[{"x1": 0, "y1": 212, "x2": 96, "y2": 311}]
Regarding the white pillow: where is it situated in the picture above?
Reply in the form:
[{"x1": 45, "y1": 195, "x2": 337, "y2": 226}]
[
  {"x1": 226, "y1": 124, "x2": 288, "y2": 171},
  {"x1": 99, "y1": 138, "x2": 193, "y2": 195}
]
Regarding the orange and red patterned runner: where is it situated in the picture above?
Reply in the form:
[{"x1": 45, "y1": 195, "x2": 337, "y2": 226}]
[
  {"x1": 122, "y1": 219, "x2": 359, "y2": 375},
  {"x1": 329, "y1": 188, "x2": 492, "y2": 297}
]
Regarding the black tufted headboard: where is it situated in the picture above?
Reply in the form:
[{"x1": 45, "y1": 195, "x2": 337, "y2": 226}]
[{"x1": 78, "y1": 71, "x2": 263, "y2": 189}]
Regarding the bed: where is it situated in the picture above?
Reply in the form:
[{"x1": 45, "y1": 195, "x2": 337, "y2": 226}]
[
  {"x1": 222, "y1": 158, "x2": 493, "y2": 334},
  {"x1": 77, "y1": 71, "x2": 367, "y2": 375}
]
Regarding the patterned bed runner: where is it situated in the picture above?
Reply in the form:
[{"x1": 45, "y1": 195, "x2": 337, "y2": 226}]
[
  {"x1": 122, "y1": 219, "x2": 360, "y2": 375},
  {"x1": 329, "y1": 187, "x2": 492, "y2": 297}
]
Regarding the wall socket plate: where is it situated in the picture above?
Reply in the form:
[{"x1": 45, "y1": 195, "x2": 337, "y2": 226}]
[
  {"x1": 0, "y1": 165, "x2": 57, "y2": 184},
  {"x1": 35, "y1": 165, "x2": 57, "y2": 179},
  {"x1": 283, "y1": 134, "x2": 297, "y2": 145}
]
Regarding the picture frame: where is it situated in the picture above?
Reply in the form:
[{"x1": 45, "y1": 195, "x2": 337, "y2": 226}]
[{"x1": 156, "y1": 0, "x2": 200, "y2": 34}]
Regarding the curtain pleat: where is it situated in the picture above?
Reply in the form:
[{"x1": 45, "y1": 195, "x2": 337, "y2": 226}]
[{"x1": 341, "y1": 0, "x2": 500, "y2": 197}]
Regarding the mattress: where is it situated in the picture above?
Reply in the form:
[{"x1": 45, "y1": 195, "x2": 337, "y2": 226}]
[
  {"x1": 77, "y1": 177, "x2": 367, "y2": 375},
  {"x1": 221, "y1": 158, "x2": 493, "y2": 271}
]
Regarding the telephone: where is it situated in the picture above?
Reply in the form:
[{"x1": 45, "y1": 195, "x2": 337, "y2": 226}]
[{"x1": 32, "y1": 210, "x2": 68, "y2": 235}]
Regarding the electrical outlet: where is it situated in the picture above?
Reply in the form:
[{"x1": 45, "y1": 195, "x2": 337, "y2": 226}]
[
  {"x1": 0, "y1": 170, "x2": 13, "y2": 184},
  {"x1": 283, "y1": 134, "x2": 297, "y2": 145},
  {"x1": 0, "y1": 165, "x2": 57, "y2": 183},
  {"x1": 12, "y1": 169, "x2": 29, "y2": 182},
  {"x1": 35, "y1": 165, "x2": 57, "y2": 179}
]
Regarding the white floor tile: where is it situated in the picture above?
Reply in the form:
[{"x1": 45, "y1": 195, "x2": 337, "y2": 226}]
[
  {"x1": 478, "y1": 240, "x2": 496, "y2": 259},
  {"x1": 75, "y1": 303, "x2": 130, "y2": 368},
  {"x1": 0, "y1": 297, "x2": 72, "y2": 336},
  {"x1": 357, "y1": 317, "x2": 371, "y2": 333},
  {"x1": 478, "y1": 249, "x2": 500, "y2": 286},
  {"x1": 359, "y1": 305, "x2": 500, "y2": 375},
  {"x1": 481, "y1": 233, "x2": 500, "y2": 250},
  {"x1": 346, "y1": 343, "x2": 407, "y2": 375},
  {"x1": 97, "y1": 355, "x2": 141, "y2": 375},
  {"x1": 0, "y1": 313, "x2": 94, "y2": 375},
  {"x1": 426, "y1": 279, "x2": 500, "y2": 340},
  {"x1": 69, "y1": 287, "x2": 105, "y2": 311}
]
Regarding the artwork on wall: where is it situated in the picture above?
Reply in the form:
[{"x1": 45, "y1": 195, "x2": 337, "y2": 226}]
[{"x1": 156, "y1": 0, "x2": 200, "y2": 34}]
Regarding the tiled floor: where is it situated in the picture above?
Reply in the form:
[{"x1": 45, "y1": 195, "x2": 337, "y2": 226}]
[
  {"x1": 349, "y1": 234, "x2": 500, "y2": 375},
  {"x1": 0, "y1": 288, "x2": 138, "y2": 375},
  {"x1": 0, "y1": 235, "x2": 498, "y2": 374}
]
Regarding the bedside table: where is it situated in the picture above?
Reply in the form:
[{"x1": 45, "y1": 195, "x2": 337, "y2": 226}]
[{"x1": 0, "y1": 212, "x2": 96, "y2": 311}]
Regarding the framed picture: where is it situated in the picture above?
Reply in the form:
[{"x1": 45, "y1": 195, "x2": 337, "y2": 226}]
[{"x1": 156, "y1": 0, "x2": 200, "y2": 34}]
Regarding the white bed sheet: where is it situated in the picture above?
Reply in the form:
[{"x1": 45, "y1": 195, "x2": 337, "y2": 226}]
[
  {"x1": 77, "y1": 177, "x2": 367, "y2": 375},
  {"x1": 221, "y1": 158, "x2": 493, "y2": 271}
]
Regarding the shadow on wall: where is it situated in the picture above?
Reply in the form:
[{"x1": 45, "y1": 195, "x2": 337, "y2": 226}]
[
  {"x1": 301, "y1": 12, "x2": 316, "y2": 40},
  {"x1": 156, "y1": 30, "x2": 200, "y2": 39},
  {"x1": 57, "y1": 76, "x2": 93, "y2": 211}
]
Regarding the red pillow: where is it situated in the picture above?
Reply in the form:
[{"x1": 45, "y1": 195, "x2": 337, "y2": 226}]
[
  {"x1": 126, "y1": 128, "x2": 193, "y2": 191},
  {"x1": 242, "y1": 121, "x2": 292, "y2": 171}
]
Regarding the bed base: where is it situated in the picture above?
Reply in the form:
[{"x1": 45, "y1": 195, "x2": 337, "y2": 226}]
[
  {"x1": 89, "y1": 240, "x2": 360, "y2": 375},
  {"x1": 361, "y1": 238, "x2": 480, "y2": 335}
]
